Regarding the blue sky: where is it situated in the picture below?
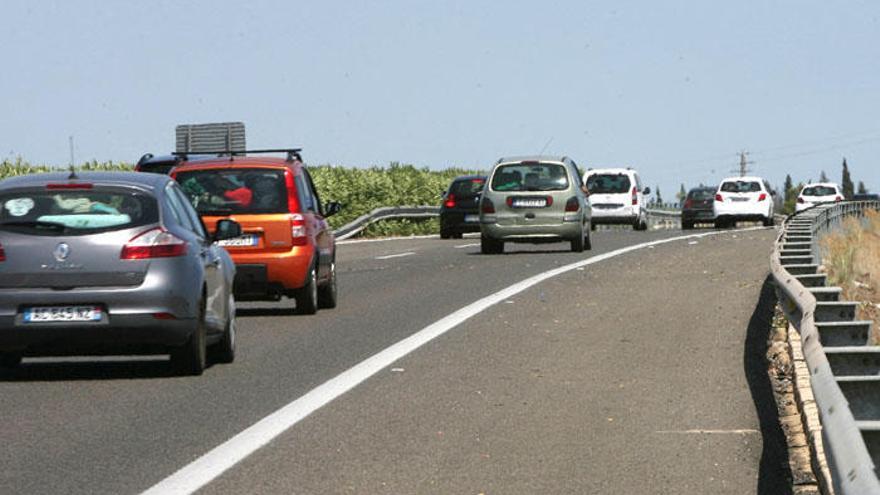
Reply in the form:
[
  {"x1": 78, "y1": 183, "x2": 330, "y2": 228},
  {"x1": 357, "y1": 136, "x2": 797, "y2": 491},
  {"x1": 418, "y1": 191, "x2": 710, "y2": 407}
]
[{"x1": 2, "y1": 1, "x2": 879, "y2": 198}]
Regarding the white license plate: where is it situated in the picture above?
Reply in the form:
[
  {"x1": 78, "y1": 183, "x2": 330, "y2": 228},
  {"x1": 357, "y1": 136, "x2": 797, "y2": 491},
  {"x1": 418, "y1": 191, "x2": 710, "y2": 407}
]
[
  {"x1": 731, "y1": 197, "x2": 749, "y2": 202},
  {"x1": 23, "y1": 306, "x2": 102, "y2": 323},
  {"x1": 218, "y1": 234, "x2": 258, "y2": 247},
  {"x1": 512, "y1": 198, "x2": 547, "y2": 208},
  {"x1": 464, "y1": 214, "x2": 479, "y2": 222}
]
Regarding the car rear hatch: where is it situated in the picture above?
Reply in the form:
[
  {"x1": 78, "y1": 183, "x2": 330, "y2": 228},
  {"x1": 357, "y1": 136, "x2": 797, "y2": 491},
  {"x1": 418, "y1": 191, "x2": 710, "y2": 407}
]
[
  {"x1": 445, "y1": 177, "x2": 485, "y2": 213},
  {"x1": 0, "y1": 184, "x2": 159, "y2": 289},
  {"x1": 174, "y1": 166, "x2": 296, "y2": 251},
  {"x1": 489, "y1": 162, "x2": 572, "y2": 226}
]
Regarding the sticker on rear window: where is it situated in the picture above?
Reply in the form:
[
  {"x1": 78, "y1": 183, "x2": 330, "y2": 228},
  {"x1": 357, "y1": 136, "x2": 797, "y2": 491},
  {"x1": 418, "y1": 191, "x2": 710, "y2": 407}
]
[{"x1": 4, "y1": 198, "x2": 34, "y2": 217}]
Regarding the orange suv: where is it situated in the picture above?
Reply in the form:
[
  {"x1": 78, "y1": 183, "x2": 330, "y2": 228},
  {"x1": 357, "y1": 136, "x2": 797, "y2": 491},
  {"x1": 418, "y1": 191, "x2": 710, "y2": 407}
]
[{"x1": 171, "y1": 149, "x2": 340, "y2": 314}]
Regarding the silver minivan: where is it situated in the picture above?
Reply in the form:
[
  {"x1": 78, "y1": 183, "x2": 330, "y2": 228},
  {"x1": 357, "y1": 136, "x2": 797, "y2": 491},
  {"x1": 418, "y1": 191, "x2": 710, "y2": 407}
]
[{"x1": 479, "y1": 156, "x2": 592, "y2": 254}]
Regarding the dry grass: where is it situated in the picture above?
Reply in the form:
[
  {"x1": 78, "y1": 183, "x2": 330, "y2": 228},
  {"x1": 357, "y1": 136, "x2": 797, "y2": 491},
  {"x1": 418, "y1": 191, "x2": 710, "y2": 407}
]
[{"x1": 821, "y1": 209, "x2": 880, "y2": 342}]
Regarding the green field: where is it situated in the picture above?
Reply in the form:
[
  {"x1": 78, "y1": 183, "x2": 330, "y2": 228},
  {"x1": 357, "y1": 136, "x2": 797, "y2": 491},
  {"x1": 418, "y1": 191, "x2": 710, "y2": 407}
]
[{"x1": 0, "y1": 158, "x2": 482, "y2": 237}]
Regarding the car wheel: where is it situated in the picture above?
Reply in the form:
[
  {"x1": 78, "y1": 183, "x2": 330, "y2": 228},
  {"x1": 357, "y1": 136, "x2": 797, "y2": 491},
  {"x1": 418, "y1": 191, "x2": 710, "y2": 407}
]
[
  {"x1": 584, "y1": 230, "x2": 592, "y2": 250},
  {"x1": 0, "y1": 352, "x2": 22, "y2": 369},
  {"x1": 171, "y1": 297, "x2": 207, "y2": 376},
  {"x1": 590, "y1": 222, "x2": 596, "y2": 231},
  {"x1": 453, "y1": 232, "x2": 464, "y2": 239},
  {"x1": 318, "y1": 258, "x2": 338, "y2": 309},
  {"x1": 481, "y1": 235, "x2": 503, "y2": 255},
  {"x1": 296, "y1": 264, "x2": 319, "y2": 315},
  {"x1": 682, "y1": 221, "x2": 693, "y2": 230},
  {"x1": 212, "y1": 292, "x2": 236, "y2": 364},
  {"x1": 570, "y1": 232, "x2": 585, "y2": 253},
  {"x1": 763, "y1": 216, "x2": 774, "y2": 227},
  {"x1": 440, "y1": 228, "x2": 451, "y2": 239}
]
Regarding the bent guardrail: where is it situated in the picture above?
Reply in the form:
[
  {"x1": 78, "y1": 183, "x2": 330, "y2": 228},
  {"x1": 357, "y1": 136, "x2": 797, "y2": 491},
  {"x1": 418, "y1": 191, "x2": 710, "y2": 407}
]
[
  {"x1": 333, "y1": 206, "x2": 687, "y2": 240},
  {"x1": 771, "y1": 200, "x2": 880, "y2": 494}
]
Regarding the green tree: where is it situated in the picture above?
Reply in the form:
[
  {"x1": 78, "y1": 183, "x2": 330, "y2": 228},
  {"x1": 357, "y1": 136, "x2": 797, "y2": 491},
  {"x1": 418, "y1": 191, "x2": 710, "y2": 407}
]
[
  {"x1": 783, "y1": 174, "x2": 794, "y2": 204},
  {"x1": 783, "y1": 182, "x2": 805, "y2": 215},
  {"x1": 841, "y1": 158, "x2": 855, "y2": 199},
  {"x1": 858, "y1": 181, "x2": 867, "y2": 195},
  {"x1": 654, "y1": 185, "x2": 662, "y2": 206},
  {"x1": 820, "y1": 170, "x2": 829, "y2": 182},
  {"x1": 676, "y1": 183, "x2": 686, "y2": 205}
]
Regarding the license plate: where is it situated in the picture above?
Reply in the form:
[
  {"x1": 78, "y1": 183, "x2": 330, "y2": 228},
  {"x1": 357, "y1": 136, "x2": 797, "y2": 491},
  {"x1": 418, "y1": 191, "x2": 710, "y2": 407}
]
[
  {"x1": 511, "y1": 198, "x2": 547, "y2": 208},
  {"x1": 731, "y1": 197, "x2": 749, "y2": 202},
  {"x1": 464, "y1": 214, "x2": 479, "y2": 222},
  {"x1": 23, "y1": 306, "x2": 102, "y2": 323},
  {"x1": 218, "y1": 234, "x2": 258, "y2": 247}
]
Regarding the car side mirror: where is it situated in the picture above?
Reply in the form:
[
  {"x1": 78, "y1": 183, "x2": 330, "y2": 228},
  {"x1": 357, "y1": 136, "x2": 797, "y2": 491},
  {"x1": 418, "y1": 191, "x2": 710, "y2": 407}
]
[
  {"x1": 214, "y1": 219, "x2": 242, "y2": 242},
  {"x1": 325, "y1": 201, "x2": 342, "y2": 217},
  {"x1": 643, "y1": 187, "x2": 651, "y2": 195}
]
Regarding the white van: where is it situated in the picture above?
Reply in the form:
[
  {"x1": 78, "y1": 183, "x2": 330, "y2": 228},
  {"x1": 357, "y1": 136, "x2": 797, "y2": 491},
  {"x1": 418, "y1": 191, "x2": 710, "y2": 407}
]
[
  {"x1": 583, "y1": 168, "x2": 650, "y2": 230},
  {"x1": 713, "y1": 176, "x2": 775, "y2": 227}
]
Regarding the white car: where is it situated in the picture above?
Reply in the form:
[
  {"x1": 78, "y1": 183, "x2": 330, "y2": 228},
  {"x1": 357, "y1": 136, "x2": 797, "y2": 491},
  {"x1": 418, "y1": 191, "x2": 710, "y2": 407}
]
[
  {"x1": 583, "y1": 168, "x2": 650, "y2": 230},
  {"x1": 796, "y1": 182, "x2": 843, "y2": 212},
  {"x1": 713, "y1": 176, "x2": 775, "y2": 227}
]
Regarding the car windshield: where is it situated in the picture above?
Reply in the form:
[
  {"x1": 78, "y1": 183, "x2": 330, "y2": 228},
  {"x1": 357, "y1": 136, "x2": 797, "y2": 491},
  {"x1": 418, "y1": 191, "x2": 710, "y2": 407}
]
[
  {"x1": 449, "y1": 178, "x2": 485, "y2": 196},
  {"x1": 802, "y1": 186, "x2": 837, "y2": 196},
  {"x1": 586, "y1": 173, "x2": 631, "y2": 194},
  {"x1": 175, "y1": 168, "x2": 288, "y2": 214},
  {"x1": 491, "y1": 163, "x2": 568, "y2": 192},
  {"x1": 688, "y1": 189, "x2": 715, "y2": 200},
  {"x1": 720, "y1": 181, "x2": 761, "y2": 193},
  {"x1": 0, "y1": 188, "x2": 158, "y2": 236}
]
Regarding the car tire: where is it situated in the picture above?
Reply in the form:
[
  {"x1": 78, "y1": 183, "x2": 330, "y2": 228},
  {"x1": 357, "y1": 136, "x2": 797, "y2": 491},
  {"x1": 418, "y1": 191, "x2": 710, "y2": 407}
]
[
  {"x1": 212, "y1": 292, "x2": 236, "y2": 364},
  {"x1": 171, "y1": 298, "x2": 207, "y2": 376},
  {"x1": 584, "y1": 230, "x2": 592, "y2": 250},
  {"x1": 763, "y1": 216, "x2": 774, "y2": 227},
  {"x1": 295, "y1": 264, "x2": 319, "y2": 315},
  {"x1": 452, "y1": 232, "x2": 464, "y2": 239},
  {"x1": 0, "y1": 352, "x2": 22, "y2": 369},
  {"x1": 440, "y1": 229, "x2": 451, "y2": 239},
  {"x1": 318, "y1": 258, "x2": 338, "y2": 309},
  {"x1": 570, "y1": 232, "x2": 585, "y2": 253},
  {"x1": 480, "y1": 235, "x2": 503, "y2": 255},
  {"x1": 682, "y1": 221, "x2": 693, "y2": 230},
  {"x1": 590, "y1": 222, "x2": 596, "y2": 231}
]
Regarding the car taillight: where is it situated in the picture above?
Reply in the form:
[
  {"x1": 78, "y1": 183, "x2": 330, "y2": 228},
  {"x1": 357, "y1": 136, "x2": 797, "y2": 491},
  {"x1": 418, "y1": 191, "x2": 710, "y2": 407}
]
[
  {"x1": 284, "y1": 169, "x2": 301, "y2": 213},
  {"x1": 121, "y1": 228, "x2": 187, "y2": 259},
  {"x1": 683, "y1": 199, "x2": 693, "y2": 209},
  {"x1": 631, "y1": 186, "x2": 638, "y2": 205},
  {"x1": 758, "y1": 193, "x2": 767, "y2": 201},
  {"x1": 715, "y1": 193, "x2": 723, "y2": 202},
  {"x1": 481, "y1": 197, "x2": 495, "y2": 214},
  {"x1": 444, "y1": 193, "x2": 456, "y2": 208},
  {"x1": 565, "y1": 197, "x2": 579, "y2": 212},
  {"x1": 797, "y1": 197, "x2": 805, "y2": 204},
  {"x1": 835, "y1": 196, "x2": 843, "y2": 202},
  {"x1": 0, "y1": 242, "x2": 5, "y2": 262},
  {"x1": 290, "y1": 213, "x2": 307, "y2": 246}
]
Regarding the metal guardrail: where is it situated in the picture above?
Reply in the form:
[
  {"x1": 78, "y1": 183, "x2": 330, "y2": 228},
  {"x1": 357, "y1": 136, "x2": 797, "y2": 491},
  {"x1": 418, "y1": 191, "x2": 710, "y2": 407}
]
[
  {"x1": 771, "y1": 200, "x2": 880, "y2": 494},
  {"x1": 332, "y1": 206, "x2": 688, "y2": 240}
]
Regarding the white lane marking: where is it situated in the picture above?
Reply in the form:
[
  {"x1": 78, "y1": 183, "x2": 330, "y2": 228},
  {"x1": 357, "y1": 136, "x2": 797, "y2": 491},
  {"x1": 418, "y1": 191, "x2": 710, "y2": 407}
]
[
  {"x1": 375, "y1": 252, "x2": 416, "y2": 260},
  {"x1": 454, "y1": 243, "x2": 480, "y2": 249},
  {"x1": 337, "y1": 232, "x2": 480, "y2": 245},
  {"x1": 655, "y1": 429, "x2": 759, "y2": 435},
  {"x1": 143, "y1": 226, "x2": 768, "y2": 495}
]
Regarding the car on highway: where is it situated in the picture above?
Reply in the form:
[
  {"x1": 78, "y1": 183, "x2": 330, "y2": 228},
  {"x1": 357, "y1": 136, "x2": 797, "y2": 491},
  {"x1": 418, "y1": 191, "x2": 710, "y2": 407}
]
[
  {"x1": 582, "y1": 167, "x2": 650, "y2": 230},
  {"x1": 795, "y1": 182, "x2": 843, "y2": 212},
  {"x1": 681, "y1": 186, "x2": 716, "y2": 229},
  {"x1": 479, "y1": 155, "x2": 591, "y2": 254},
  {"x1": 713, "y1": 176, "x2": 775, "y2": 227},
  {"x1": 853, "y1": 193, "x2": 879, "y2": 201},
  {"x1": 440, "y1": 175, "x2": 486, "y2": 239},
  {"x1": 0, "y1": 171, "x2": 241, "y2": 374},
  {"x1": 172, "y1": 149, "x2": 341, "y2": 314},
  {"x1": 135, "y1": 153, "x2": 184, "y2": 174}
]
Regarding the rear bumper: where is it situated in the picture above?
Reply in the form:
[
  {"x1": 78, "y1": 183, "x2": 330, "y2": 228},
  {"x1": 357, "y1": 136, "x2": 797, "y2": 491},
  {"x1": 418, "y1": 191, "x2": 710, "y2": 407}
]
[
  {"x1": 480, "y1": 221, "x2": 583, "y2": 242},
  {"x1": 227, "y1": 246, "x2": 314, "y2": 295},
  {"x1": 682, "y1": 210, "x2": 715, "y2": 221},
  {"x1": 590, "y1": 205, "x2": 638, "y2": 224},
  {"x1": 440, "y1": 211, "x2": 482, "y2": 233}
]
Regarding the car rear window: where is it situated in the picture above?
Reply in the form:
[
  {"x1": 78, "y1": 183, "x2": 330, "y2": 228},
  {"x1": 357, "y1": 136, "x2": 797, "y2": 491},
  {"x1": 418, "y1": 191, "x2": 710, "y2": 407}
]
[
  {"x1": 0, "y1": 188, "x2": 158, "y2": 236},
  {"x1": 688, "y1": 189, "x2": 715, "y2": 200},
  {"x1": 802, "y1": 186, "x2": 837, "y2": 196},
  {"x1": 176, "y1": 168, "x2": 288, "y2": 215},
  {"x1": 585, "y1": 173, "x2": 631, "y2": 194},
  {"x1": 720, "y1": 181, "x2": 761, "y2": 193},
  {"x1": 450, "y1": 178, "x2": 485, "y2": 196},
  {"x1": 491, "y1": 163, "x2": 568, "y2": 192}
]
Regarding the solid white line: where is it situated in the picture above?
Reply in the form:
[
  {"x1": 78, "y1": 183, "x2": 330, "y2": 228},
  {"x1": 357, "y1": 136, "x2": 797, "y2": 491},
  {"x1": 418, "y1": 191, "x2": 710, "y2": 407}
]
[
  {"x1": 142, "y1": 226, "x2": 769, "y2": 495},
  {"x1": 655, "y1": 429, "x2": 759, "y2": 435},
  {"x1": 454, "y1": 243, "x2": 480, "y2": 249},
  {"x1": 375, "y1": 252, "x2": 416, "y2": 260},
  {"x1": 337, "y1": 234, "x2": 437, "y2": 245}
]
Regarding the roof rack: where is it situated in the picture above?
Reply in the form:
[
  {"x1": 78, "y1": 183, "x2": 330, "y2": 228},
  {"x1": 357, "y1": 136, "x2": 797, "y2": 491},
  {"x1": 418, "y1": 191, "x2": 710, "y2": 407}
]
[{"x1": 171, "y1": 148, "x2": 303, "y2": 162}]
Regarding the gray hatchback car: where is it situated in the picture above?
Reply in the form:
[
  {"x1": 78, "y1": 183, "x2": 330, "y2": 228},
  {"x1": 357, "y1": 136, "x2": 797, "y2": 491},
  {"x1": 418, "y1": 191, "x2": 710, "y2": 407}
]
[
  {"x1": 0, "y1": 171, "x2": 241, "y2": 375},
  {"x1": 480, "y1": 156, "x2": 592, "y2": 254}
]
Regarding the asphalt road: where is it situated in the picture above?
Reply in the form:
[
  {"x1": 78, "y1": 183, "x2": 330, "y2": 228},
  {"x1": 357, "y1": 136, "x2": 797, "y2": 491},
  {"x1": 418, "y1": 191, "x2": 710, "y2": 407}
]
[{"x1": 0, "y1": 227, "x2": 785, "y2": 494}]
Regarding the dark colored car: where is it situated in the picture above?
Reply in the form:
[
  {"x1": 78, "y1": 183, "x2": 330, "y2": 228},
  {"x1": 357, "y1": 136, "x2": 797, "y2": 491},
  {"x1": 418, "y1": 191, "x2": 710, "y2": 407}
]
[
  {"x1": 681, "y1": 186, "x2": 716, "y2": 229},
  {"x1": 853, "y1": 193, "x2": 879, "y2": 201},
  {"x1": 135, "y1": 153, "x2": 184, "y2": 175},
  {"x1": 171, "y1": 150, "x2": 341, "y2": 314},
  {"x1": 440, "y1": 175, "x2": 486, "y2": 239},
  {"x1": 0, "y1": 171, "x2": 242, "y2": 375}
]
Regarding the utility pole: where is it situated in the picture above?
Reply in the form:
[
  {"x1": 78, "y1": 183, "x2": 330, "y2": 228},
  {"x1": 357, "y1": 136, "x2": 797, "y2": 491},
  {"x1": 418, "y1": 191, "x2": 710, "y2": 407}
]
[
  {"x1": 735, "y1": 150, "x2": 753, "y2": 176},
  {"x1": 69, "y1": 136, "x2": 75, "y2": 168}
]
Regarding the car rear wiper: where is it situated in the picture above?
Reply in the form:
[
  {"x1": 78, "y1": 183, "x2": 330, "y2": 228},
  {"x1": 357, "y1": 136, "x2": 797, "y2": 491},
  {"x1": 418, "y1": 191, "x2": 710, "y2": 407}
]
[{"x1": 0, "y1": 220, "x2": 68, "y2": 232}]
